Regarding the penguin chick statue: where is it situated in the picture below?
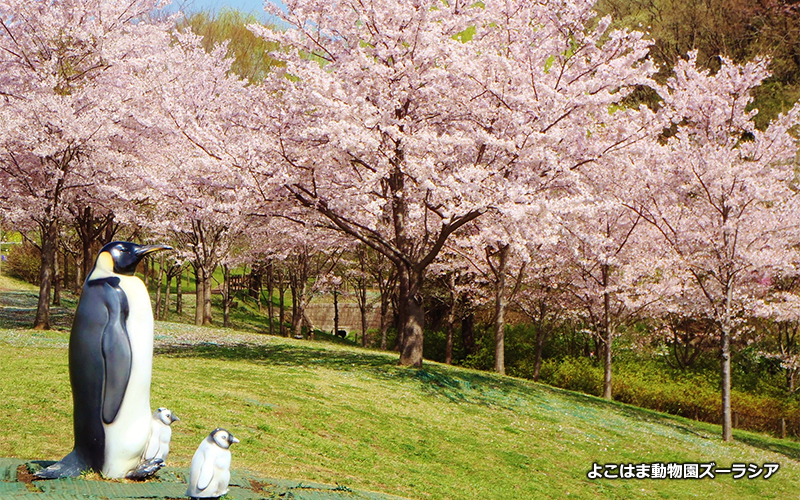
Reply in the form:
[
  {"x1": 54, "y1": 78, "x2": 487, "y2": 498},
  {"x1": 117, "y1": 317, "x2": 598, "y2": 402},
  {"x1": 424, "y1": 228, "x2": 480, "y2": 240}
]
[
  {"x1": 35, "y1": 242, "x2": 172, "y2": 480},
  {"x1": 143, "y1": 407, "x2": 180, "y2": 463},
  {"x1": 186, "y1": 428, "x2": 239, "y2": 499}
]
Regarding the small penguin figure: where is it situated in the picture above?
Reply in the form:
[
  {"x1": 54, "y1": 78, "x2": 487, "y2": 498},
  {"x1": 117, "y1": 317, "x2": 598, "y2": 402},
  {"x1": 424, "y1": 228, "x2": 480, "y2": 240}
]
[
  {"x1": 143, "y1": 408, "x2": 179, "y2": 463},
  {"x1": 186, "y1": 428, "x2": 239, "y2": 499},
  {"x1": 35, "y1": 241, "x2": 172, "y2": 480}
]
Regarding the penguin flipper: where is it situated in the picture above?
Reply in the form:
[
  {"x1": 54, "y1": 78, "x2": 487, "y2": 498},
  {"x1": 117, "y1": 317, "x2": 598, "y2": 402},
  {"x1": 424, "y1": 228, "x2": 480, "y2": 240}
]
[
  {"x1": 99, "y1": 281, "x2": 132, "y2": 425},
  {"x1": 143, "y1": 435, "x2": 160, "y2": 462},
  {"x1": 33, "y1": 450, "x2": 88, "y2": 479},
  {"x1": 195, "y1": 454, "x2": 215, "y2": 492}
]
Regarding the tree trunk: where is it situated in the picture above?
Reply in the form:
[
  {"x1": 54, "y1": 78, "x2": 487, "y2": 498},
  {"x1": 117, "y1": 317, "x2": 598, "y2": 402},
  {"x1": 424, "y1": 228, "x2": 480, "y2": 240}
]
[
  {"x1": 721, "y1": 282, "x2": 733, "y2": 442},
  {"x1": 398, "y1": 267, "x2": 424, "y2": 367},
  {"x1": 34, "y1": 220, "x2": 57, "y2": 330},
  {"x1": 74, "y1": 250, "x2": 82, "y2": 292},
  {"x1": 333, "y1": 288, "x2": 340, "y2": 338},
  {"x1": 79, "y1": 207, "x2": 94, "y2": 284},
  {"x1": 52, "y1": 244, "x2": 61, "y2": 306},
  {"x1": 603, "y1": 321, "x2": 614, "y2": 400},
  {"x1": 360, "y1": 293, "x2": 368, "y2": 348},
  {"x1": 380, "y1": 299, "x2": 390, "y2": 350},
  {"x1": 176, "y1": 266, "x2": 183, "y2": 316},
  {"x1": 378, "y1": 280, "x2": 393, "y2": 350},
  {"x1": 223, "y1": 264, "x2": 231, "y2": 328},
  {"x1": 103, "y1": 217, "x2": 116, "y2": 243},
  {"x1": 444, "y1": 273, "x2": 457, "y2": 365},
  {"x1": 491, "y1": 245, "x2": 509, "y2": 375},
  {"x1": 278, "y1": 268, "x2": 286, "y2": 337},
  {"x1": 154, "y1": 254, "x2": 165, "y2": 320},
  {"x1": 266, "y1": 262, "x2": 274, "y2": 335},
  {"x1": 533, "y1": 331, "x2": 546, "y2": 381},
  {"x1": 289, "y1": 281, "x2": 299, "y2": 337},
  {"x1": 533, "y1": 326, "x2": 549, "y2": 382},
  {"x1": 162, "y1": 271, "x2": 173, "y2": 320},
  {"x1": 144, "y1": 258, "x2": 151, "y2": 288},
  {"x1": 602, "y1": 264, "x2": 613, "y2": 400},
  {"x1": 289, "y1": 251, "x2": 309, "y2": 339},
  {"x1": 394, "y1": 271, "x2": 406, "y2": 353},
  {"x1": 203, "y1": 268, "x2": 213, "y2": 325},
  {"x1": 248, "y1": 268, "x2": 261, "y2": 301},
  {"x1": 258, "y1": 280, "x2": 264, "y2": 313},
  {"x1": 62, "y1": 248, "x2": 71, "y2": 294},
  {"x1": 194, "y1": 266, "x2": 204, "y2": 326},
  {"x1": 462, "y1": 311, "x2": 476, "y2": 356},
  {"x1": 292, "y1": 292, "x2": 306, "y2": 339}
]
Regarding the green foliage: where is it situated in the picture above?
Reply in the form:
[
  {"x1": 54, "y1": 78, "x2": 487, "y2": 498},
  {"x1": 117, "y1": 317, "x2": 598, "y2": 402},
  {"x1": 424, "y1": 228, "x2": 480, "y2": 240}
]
[
  {"x1": 453, "y1": 25, "x2": 476, "y2": 43},
  {"x1": 5, "y1": 243, "x2": 40, "y2": 285},
  {"x1": 461, "y1": 324, "x2": 494, "y2": 370},
  {"x1": 529, "y1": 355, "x2": 800, "y2": 438},
  {"x1": 178, "y1": 8, "x2": 282, "y2": 82},
  {"x1": 595, "y1": 0, "x2": 800, "y2": 127},
  {"x1": 538, "y1": 357, "x2": 604, "y2": 396},
  {"x1": 544, "y1": 54, "x2": 555, "y2": 74},
  {"x1": 452, "y1": 318, "x2": 800, "y2": 438}
]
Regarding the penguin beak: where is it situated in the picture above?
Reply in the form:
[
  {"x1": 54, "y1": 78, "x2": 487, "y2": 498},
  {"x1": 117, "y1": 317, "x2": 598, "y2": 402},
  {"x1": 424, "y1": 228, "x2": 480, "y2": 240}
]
[
  {"x1": 134, "y1": 244, "x2": 173, "y2": 258},
  {"x1": 229, "y1": 435, "x2": 240, "y2": 445},
  {"x1": 171, "y1": 414, "x2": 180, "y2": 423}
]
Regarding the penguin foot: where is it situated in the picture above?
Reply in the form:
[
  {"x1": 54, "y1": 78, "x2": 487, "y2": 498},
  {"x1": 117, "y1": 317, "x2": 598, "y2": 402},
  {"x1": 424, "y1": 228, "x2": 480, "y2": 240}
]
[
  {"x1": 33, "y1": 451, "x2": 87, "y2": 479},
  {"x1": 125, "y1": 458, "x2": 164, "y2": 480}
]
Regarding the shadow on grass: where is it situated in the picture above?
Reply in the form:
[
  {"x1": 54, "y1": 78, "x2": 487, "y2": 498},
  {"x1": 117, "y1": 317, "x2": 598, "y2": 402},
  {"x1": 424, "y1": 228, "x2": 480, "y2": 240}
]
[
  {"x1": 553, "y1": 388, "x2": 800, "y2": 461},
  {"x1": 163, "y1": 341, "x2": 800, "y2": 460},
  {"x1": 0, "y1": 291, "x2": 75, "y2": 331},
  {"x1": 157, "y1": 342, "x2": 391, "y2": 369},
  {"x1": 734, "y1": 433, "x2": 800, "y2": 461},
  {"x1": 158, "y1": 341, "x2": 543, "y2": 410}
]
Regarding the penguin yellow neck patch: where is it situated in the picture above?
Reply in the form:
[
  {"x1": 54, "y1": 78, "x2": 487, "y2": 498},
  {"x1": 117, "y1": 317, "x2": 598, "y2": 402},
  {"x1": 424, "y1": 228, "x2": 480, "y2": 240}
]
[{"x1": 89, "y1": 252, "x2": 115, "y2": 280}]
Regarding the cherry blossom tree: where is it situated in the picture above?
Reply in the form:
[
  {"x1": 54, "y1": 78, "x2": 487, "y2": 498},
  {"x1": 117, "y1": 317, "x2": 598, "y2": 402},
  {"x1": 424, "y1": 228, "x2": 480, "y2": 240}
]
[
  {"x1": 630, "y1": 52, "x2": 800, "y2": 441},
  {"x1": 133, "y1": 29, "x2": 255, "y2": 326},
  {"x1": 447, "y1": 218, "x2": 531, "y2": 374},
  {"x1": 753, "y1": 292, "x2": 800, "y2": 394},
  {"x1": 430, "y1": 243, "x2": 481, "y2": 364},
  {"x1": 0, "y1": 0, "x2": 175, "y2": 328},
  {"x1": 248, "y1": 0, "x2": 659, "y2": 366},
  {"x1": 555, "y1": 161, "x2": 667, "y2": 398},
  {"x1": 512, "y1": 250, "x2": 575, "y2": 381}
]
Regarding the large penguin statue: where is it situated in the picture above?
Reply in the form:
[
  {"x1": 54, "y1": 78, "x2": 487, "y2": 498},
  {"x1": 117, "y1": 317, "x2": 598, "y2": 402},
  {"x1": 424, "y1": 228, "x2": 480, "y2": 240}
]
[{"x1": 36, "y1": 241, "x2": 172, "y2": 480}]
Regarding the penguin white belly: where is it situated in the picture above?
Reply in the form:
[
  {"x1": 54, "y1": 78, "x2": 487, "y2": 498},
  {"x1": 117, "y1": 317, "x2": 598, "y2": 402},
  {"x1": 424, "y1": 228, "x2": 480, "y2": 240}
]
[
  {"x1": 209, "y1": 453, "x2": 232, "y2": 497},
  {"x1": 187, "y1": 448, "x2": 232, "y2": 497},
  {"x1": 145, "y1": 422, "x2": 172, "y2": 461},
  {"x1": 102, "y1": 276, "x2": 154, "y2": 478}
]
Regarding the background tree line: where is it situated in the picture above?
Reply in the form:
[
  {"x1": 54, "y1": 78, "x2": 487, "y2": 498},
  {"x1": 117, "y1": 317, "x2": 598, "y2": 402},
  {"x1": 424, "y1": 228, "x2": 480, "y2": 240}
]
[{"x1": 2, "y1": 0, "x2": 800, "y2": 443}]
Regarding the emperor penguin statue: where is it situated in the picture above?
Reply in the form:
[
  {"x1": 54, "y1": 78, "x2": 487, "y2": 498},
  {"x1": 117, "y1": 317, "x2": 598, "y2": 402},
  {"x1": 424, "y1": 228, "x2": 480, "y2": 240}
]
[
  {"x1": 186, "y1": 428, "x2": 239, "y2": 499},
  {"x1": 36, "y1": 241, "x2": 172, "y2": 480},
  {"x1": 143, "y1": 407, "x2": 179, "y2": 462}
]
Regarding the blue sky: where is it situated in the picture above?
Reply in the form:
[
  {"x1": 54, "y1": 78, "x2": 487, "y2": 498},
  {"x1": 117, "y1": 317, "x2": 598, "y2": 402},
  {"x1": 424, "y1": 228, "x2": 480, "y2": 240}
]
[{"x1": 166, "y1": 0, "x2": 274, "y2": 20}]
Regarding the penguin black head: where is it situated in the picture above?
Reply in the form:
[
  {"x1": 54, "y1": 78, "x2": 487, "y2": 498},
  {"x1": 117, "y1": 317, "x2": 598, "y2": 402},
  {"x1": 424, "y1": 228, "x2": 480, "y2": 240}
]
[
  {"x1": 94, "y1": 241, "x2": 172, "y2": 277},
  {"x1": 210, "y1": 428, "x2": 239, "y2": 449},
  {"x1": 155, "y1": 407, "x2": 180, "y2": 425}
]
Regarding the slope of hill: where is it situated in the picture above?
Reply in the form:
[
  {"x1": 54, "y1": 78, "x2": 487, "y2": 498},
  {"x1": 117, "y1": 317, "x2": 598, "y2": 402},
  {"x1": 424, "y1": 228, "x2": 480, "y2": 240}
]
[{"x1": 1, "y1": 277, "x2": 799, "y2": 499}]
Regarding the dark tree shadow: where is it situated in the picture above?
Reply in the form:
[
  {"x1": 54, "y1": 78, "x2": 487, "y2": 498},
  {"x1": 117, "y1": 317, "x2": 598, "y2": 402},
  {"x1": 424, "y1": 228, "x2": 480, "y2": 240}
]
[{"x1": 0, "y1": 291, "x2": 75, "y2": 330}]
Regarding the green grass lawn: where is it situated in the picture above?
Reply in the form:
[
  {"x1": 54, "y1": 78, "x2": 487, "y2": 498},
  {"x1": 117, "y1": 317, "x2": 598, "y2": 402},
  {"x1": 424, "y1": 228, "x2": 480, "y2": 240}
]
[
  {"x1": 2, "y1": 326, "x2": 800, "y2": 500},
  {"x1": 1, "y1": 275, "x2": 800, "y2": 499}
]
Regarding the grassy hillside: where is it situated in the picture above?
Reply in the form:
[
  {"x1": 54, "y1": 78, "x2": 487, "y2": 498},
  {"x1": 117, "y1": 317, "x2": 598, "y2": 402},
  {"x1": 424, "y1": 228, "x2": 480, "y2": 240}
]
[
  {"x1": 1, "y1": 326, "x2": 800, "y2": 499},
  {"x1": 1, "y1": 274, "x2": 800, "y2": 499}
]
